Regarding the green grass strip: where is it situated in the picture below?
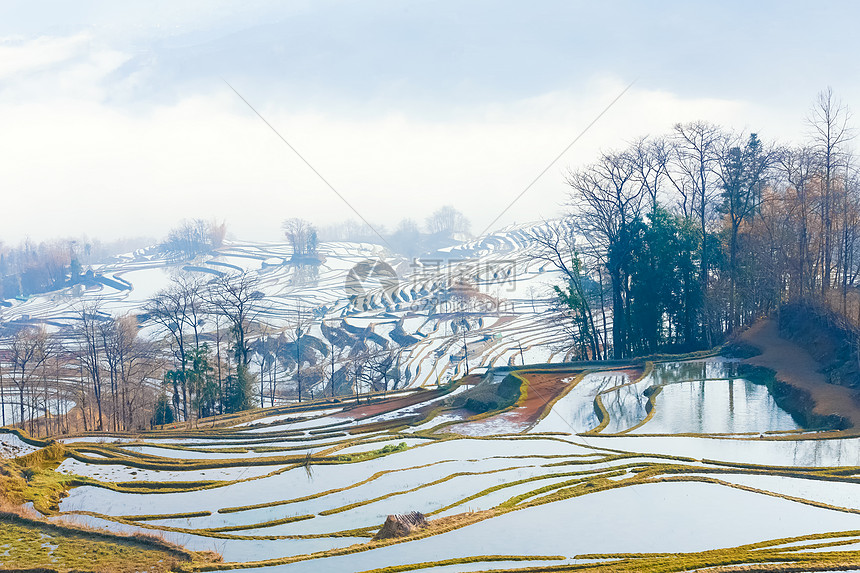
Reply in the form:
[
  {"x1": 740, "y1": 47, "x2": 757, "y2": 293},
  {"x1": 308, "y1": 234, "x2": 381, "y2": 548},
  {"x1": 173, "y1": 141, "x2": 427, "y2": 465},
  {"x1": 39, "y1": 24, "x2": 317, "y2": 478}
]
[
  {"x1": 219, "y1": 460, "x2": 448, "y2": 513},
  {"x1": 120, "y1": 510, "x2": 212, "y2": 521},
  {"x1": 355, "y1": 554, "x2": 568, "y2": 573},
  {"x1": 318, "y1": 466, "x2": 522, "y2": 516}
]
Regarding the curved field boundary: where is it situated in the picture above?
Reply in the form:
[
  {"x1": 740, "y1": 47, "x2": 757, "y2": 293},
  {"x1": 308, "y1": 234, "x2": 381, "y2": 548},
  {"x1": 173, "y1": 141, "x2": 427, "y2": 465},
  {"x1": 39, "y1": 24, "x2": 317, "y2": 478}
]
[
  {"x1": 171, "y1": 456, "x2": 860, "y2": 571},
  {"x1": 582, "y1": 363, "x2": 652, "y2": 436}
]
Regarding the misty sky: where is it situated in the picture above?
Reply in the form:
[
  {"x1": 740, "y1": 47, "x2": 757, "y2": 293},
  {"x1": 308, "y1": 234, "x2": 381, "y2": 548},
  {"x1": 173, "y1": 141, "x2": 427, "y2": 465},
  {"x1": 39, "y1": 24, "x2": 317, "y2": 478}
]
[{"x1": 2, "y1": 1, "x2": 860, "y2": 244}]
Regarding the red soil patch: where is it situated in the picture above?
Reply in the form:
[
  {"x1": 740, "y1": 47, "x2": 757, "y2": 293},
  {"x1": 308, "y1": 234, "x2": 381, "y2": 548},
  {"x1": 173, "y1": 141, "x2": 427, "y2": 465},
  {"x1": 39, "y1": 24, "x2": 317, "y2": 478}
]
[
  {"x1": 456, "y1": 374, "x2": 483, "y2": 386},
  {"x1": 451, "y1": 369, "x2": 589, "y2": 434},
  {"x1": 514, "y1": 368, "x2": 644, "y2": 426},
  {"x1": 509, "y1": 372, "x2": 580, "y2": 426}
]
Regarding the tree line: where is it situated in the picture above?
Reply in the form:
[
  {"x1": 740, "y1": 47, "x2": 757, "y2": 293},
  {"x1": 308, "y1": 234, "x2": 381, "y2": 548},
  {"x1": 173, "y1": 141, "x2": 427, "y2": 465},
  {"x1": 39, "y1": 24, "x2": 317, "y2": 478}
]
[
  {"x1": 0, "y1": 272, "x2": 411, "y2": 435},
  {"x1": 318, "y1": 205, "x2": 471, "y2": 258},
  {"x1": 536, "y1": 88, "x2": 858, "y2": 360},
  {"x1": 0, "y1": 216, "x2": 419, "y2": 435},
  {"x1": 0, "y1": 236, "x2": 154, "y2": 299}
]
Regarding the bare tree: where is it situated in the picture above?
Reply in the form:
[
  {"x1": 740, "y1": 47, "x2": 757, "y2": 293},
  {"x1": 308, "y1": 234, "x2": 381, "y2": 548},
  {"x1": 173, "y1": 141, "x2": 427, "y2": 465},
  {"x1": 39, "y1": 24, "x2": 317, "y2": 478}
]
[
  {"x1": 101, "y1": 314, "x2": 160, "y2": 431},
  {"x1": 322, "y1": 320, "x2": 349, "y2": 399},
  {"x1": 778, "y1": 145, "x2": 819, "y2": 299},
  {"x1": 366, "y1": 346, "x2": 402, "y2": 395},
  {"x1": 145, "y1": 275, "x2": 207, "y2": 421},
  {"x1": 425, "y1": 206, "x2": 470, "y2": 236},
  {"x1": 808, "y1": 87, "x2": 854, "y2": 294},
  {"x1": 345, "y1": 338, "x2": 385, "y2": 401},
  {"x1": 283, "y1": 304, "x2": 315, "y2": 402},
  {"x1": 161, "y1": 219, "x2": 224, "y2": 259},
  {"x1": 0, "y1": 343, "x2": 7, "y2": 427},
  {"x1": 530, "y1": 219, "x2": 603, "y2": 359},
  {"x1": 668, "y1": 121, "x2": 724, "y2": 344},
  {"x1": 566, "y1": 148, "x2": 646, "y2": 358},
  {"x1": 76, "y1": 303, "x2": 108, "y2": 430},
  {"x1": 632, "y1": 136, "x2": 671, "y2": 213},
  {"x1": 7, "y1": 326, "x2": 49, "y2": 430},
  {"x1": 252, "y1": 326, "x2": 275, "y2": 408},
  {"x1": 282, "y1": 218, "x2": 319, "y2": 261},
  {"x1": 206, "y1": 273, "x2": 264, "y2": 371}
]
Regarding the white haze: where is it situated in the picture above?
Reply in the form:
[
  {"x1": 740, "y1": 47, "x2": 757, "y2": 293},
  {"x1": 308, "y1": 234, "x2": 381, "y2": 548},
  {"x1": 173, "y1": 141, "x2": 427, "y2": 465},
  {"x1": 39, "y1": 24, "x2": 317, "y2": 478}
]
[{"x1": 0, "y1": 1, "x2": 856, "y2": 244}]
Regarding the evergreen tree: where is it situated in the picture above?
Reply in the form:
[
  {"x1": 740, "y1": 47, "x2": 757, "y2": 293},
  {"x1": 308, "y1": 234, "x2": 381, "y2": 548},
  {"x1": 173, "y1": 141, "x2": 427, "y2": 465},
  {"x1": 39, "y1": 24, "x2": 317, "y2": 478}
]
[
  {"x1": 225, "y1": 363, "x2": 255, "y2": 413},
  {"x1": 151, "y1": 394, "x2": 174, "y2": 426}
]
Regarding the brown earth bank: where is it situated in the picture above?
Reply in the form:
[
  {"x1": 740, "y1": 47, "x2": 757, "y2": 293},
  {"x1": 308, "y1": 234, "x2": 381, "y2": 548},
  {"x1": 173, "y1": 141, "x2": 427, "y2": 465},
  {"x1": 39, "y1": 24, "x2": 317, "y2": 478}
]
[
  {"x1": 779, "y1": 302, "x2": 860, "y2": 390},
  {"x1": 332, "y1": 391, "x2": 442, "y2": 420},
  {"x1": 739, "y1": 318, "x2": 860, "y2": 429}
]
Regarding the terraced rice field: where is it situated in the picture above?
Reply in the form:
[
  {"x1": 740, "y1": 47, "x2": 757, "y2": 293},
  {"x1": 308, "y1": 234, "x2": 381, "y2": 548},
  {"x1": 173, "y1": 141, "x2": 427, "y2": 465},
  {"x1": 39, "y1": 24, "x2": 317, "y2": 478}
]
[
  {"x1": 7, "y1": 357, "x2": 860, "y2": 572},
  {"x1": 0, "y1": 224, "x2": 570, "y2": 396},
  {"x1": 4, "y1": 227, "x2": 860, "y2": 571}
]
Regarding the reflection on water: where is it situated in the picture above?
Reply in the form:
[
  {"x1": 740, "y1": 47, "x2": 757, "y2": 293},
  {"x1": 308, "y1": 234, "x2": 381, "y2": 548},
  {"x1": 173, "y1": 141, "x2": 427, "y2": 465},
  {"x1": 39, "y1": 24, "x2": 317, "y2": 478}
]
[
  {"x1": 601, "y1": 376, "x2": 651, "y2": 433},
  {"x1": 598, "y1": 433, "x2": 860, "y2": 467},
  {"x1": 532, "y1": 360, "x2": 803, "y2": 436},
  {"x1": 530, "y1": 372, "x2": 632, "y2": 433},
  {"x1": 292, "y1": 264, "x2": 320, "y2": 287},
  {"x1": 304, "y1": 450, "x2": 315, "y2": 481},
  {"x1": 627, "y1": 360, "x2": 800, "y2": 435}
]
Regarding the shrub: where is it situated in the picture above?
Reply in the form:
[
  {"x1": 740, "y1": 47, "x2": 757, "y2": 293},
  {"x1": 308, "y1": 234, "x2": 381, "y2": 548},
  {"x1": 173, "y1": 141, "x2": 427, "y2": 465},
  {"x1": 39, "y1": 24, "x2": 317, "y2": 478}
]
[
  {"x1": 720, "y1": 341, "x2": 762, "y2": 359},
  {"x1": 456, "y1": 374, "x2": 523, "y2": 414}
]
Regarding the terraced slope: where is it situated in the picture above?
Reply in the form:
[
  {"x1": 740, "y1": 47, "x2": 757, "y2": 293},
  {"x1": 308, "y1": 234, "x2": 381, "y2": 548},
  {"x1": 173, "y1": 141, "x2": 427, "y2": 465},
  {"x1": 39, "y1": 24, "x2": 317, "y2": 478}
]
[
  {"x1": 0, "y1": 224, "x2": 571, "y2": 405},
  {"x1": 5, "y1": 359, "x2": 860, "y2": 572}
]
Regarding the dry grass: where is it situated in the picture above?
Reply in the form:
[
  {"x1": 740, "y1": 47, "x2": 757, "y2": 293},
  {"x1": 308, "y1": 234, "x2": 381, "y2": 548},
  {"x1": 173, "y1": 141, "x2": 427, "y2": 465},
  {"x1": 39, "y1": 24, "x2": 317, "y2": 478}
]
[{"x1": 0, "y1": 499, "x2": 220, "y2": 573}]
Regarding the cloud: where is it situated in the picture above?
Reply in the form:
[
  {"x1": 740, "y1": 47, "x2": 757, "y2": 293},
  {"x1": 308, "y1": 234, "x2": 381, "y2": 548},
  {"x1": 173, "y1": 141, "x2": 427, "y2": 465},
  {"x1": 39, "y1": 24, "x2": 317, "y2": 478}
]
[
  {"x1": 1, "y1": 70, "x2": 783, "y2": 245},
  {"x1": 0, "y1": 34, "x2": 93, "y2": 79},
  {"x1": 0, "y1": 33, "x2": 131, "y2": 102},
  {"x1": 0, "y1": 30, "x2": 814, "y2": 246}
]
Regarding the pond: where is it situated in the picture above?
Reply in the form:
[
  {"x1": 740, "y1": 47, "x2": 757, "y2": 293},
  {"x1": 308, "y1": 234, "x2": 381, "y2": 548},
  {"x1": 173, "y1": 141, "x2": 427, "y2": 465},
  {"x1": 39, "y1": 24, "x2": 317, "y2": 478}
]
[
  {"x1": 629, "y1": 360, "x2": 801, "y2": 434},
  {"x1": 533, "y1": 360, "x2": 800, "y2": 435}
]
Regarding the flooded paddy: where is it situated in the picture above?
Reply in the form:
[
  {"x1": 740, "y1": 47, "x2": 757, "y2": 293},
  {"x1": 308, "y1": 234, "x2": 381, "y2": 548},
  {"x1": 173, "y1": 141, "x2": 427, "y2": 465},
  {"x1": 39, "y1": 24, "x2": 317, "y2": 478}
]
[
  {"x1": 13, "y1": 358, "x2": 860, "y2": 572},
  {"x1": 629, "y1": 360, "x2": 801, "y2": 434}
]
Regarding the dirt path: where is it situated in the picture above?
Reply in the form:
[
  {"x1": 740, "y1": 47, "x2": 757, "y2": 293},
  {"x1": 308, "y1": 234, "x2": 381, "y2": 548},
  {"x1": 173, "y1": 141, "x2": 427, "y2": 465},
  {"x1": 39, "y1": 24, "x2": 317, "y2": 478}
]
[{"x1": 740, "y1": 318, "x2": 860, "y2": 428}]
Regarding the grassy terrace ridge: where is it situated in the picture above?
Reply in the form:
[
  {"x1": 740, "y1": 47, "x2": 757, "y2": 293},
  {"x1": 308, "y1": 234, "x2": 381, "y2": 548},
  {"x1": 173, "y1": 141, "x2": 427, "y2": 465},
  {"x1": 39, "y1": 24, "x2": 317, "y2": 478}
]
[
  {"x1": 354, "y1": 555, "x2": 569, "y2": 573},
  {"x1": 0, "y1": 502, "x2": 220, "y2": 572},
  {"x1": 175, "y1": 464, "x2": 860, "y2": 572},
  {"x1": 147, "y1": 387, "x2": 433, "y2": 432}
]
